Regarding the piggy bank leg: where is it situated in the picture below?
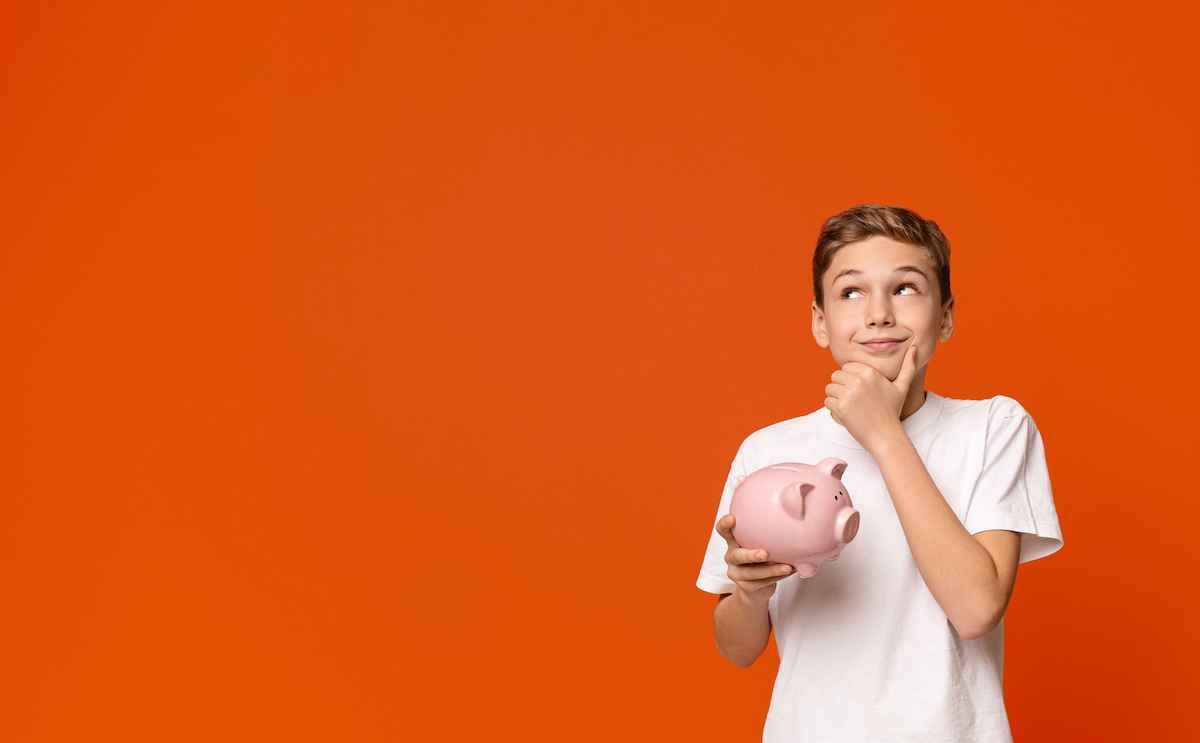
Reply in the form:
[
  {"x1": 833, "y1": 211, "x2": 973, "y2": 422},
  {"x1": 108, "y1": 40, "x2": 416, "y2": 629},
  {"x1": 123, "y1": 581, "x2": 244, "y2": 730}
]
[{"x1": 795, "y1": 562, "x2": 818, "y2": 577}]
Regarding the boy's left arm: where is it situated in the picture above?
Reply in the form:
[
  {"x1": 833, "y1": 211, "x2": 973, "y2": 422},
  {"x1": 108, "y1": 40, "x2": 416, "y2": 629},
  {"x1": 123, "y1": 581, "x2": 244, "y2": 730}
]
[{"x1": 825, "y1": 345, "x2": 1020, "y2": 640}]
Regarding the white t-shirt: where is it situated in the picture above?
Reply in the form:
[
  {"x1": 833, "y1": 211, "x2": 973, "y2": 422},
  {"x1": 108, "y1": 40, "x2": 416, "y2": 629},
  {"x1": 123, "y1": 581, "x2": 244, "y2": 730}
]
[{"x1": 697, "y1": 392, "x2": 1063, "y2": 743}]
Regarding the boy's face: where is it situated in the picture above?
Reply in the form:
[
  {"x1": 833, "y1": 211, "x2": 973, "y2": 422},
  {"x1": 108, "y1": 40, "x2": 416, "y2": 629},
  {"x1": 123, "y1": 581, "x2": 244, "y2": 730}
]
[{"x1": 811, "y1": 236, "x2": 954, "y2": 383}]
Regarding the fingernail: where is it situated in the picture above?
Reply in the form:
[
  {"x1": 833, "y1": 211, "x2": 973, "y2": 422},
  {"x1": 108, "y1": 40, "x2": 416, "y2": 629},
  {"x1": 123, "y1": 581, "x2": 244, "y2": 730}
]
[
  {"x1": 780, "y1": 565, "x2": 792, "y2": 574},
  {"x1": 757, "y1": 551, "x2": 767, "y2": 561}
]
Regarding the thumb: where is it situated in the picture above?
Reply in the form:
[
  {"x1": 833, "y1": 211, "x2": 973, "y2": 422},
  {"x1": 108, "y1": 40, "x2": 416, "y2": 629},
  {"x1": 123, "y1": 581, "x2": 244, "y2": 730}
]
[
  {"x1": 716, "y1": 514, "x2": 741, "y2": 548},
  {"x1": 894, "y1": 339, "x2": 918, "y2": 392}
]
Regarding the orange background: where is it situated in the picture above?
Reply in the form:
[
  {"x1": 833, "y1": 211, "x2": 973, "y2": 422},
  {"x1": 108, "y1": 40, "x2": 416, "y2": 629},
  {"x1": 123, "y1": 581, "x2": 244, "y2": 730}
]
[{"x1": 3, "y1": 2, "x2": 1198, "y2": 740}]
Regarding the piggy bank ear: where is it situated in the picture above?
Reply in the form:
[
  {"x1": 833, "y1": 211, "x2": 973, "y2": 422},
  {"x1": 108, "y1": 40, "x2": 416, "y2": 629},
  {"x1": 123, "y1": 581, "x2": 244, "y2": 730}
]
[
  {"x1": 780, "y1": 482, "x2": 815, "y2": 519},
  {"x1": 816, "y1": 457, "x2": 848, "y2": 481},
  {"x1": 736, "y1": 475, "x2": 746, "y2": 486}
]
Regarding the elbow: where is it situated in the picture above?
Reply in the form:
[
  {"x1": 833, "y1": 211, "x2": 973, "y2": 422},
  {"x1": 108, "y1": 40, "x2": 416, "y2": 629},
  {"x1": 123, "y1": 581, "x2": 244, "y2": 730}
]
[
  {"x1": 954, "y1": 620, "x2": 998, "y2": 641},
  {"x1": 952, "y1": 599, "x2": 1008, "y2": 641},
  {"x1": 715, "y1": 639, "x2": 759, "y2": 668},
  {"x1": 718, "y1": 647, "x2": 758, "y2": 669}
]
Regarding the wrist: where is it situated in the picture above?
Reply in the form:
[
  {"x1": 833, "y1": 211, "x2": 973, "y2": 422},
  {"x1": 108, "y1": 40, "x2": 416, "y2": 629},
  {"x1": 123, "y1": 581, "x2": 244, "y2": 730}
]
[
  {"x1": 861, "y1": 419, "x2": 908, "y2": 454},
  {"x1": 733, "y1": 585, "x2": 772, "y2": 608}
]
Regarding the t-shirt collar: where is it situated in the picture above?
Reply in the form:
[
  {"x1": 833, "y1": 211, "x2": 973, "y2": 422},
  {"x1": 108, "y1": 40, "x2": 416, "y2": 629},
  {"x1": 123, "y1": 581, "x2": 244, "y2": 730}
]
[{"x1": 815, "y1": 390, "x2": 945, "y2": 449}]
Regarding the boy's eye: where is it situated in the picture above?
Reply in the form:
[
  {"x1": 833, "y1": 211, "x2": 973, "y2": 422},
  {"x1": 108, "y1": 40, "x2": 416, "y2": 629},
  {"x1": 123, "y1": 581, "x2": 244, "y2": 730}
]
[
  {"x1": 896, "y1": 284, "x2": 918, "y2": 295},
  {"x1": 840, "y1": 288, "x2": 863, "y2": 299}
]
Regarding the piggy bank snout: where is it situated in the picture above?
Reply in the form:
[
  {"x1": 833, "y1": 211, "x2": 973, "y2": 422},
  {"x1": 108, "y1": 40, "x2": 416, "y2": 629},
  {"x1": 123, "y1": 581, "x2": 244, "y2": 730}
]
[{"x1": 837, "y1": 507, "x2": 860, "y2": 544}]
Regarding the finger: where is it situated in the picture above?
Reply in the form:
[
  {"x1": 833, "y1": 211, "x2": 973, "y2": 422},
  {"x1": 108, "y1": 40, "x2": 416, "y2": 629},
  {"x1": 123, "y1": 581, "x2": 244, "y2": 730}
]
[
  {"x1": 894, "y1": 339, "x2": 918, "y2": 392},
  {"x1": 829, "y1": 369, "x2": 855, "y2": 387},
  {"x1": 824, "y1": 383, "x2": 842, "y2": 400},
  {"x1": 825, "y1": 397, "x2": 843, "y2": 425},
  {"x1": 730, "y1": 562, "x2": 795, "y2": 582},
  {"x1": 732, "y1": 574, "x2": 791, "y2": 596},
  {"x1": 715, "y1": 514, "x2": 741, "y2": 548},
  {"x1": 728, "y1": 546, "x2": 771, "y2": 566}
]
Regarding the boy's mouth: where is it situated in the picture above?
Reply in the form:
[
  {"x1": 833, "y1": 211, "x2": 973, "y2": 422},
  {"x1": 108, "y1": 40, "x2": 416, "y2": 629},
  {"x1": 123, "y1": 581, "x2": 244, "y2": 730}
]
[{"x1": 858, "y1": 338, "x2": 905, "y2": 352}]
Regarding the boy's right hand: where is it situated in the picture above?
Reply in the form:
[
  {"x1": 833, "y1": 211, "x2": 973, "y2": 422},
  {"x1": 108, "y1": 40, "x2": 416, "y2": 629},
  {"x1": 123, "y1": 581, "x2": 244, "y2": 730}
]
[{"x1": 717, "y1": 514, "x2": 794, "y2": 602}]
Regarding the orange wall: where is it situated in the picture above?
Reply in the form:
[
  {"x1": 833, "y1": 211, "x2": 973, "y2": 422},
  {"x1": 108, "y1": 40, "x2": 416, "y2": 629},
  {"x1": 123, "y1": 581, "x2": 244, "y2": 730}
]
[{"x1": 3, "y1": 1, "x2": 1197, "y2": 740}]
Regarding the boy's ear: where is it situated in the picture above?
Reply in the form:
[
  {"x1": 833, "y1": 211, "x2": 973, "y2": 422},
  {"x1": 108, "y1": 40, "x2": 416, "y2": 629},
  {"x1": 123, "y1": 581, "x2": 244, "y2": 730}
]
[
  {"x1": 938, "y1": 296, "x2": 955, "y2": 342},
  {"x1": 811, "y1": 300, "x2": 830, "y2": 348}
]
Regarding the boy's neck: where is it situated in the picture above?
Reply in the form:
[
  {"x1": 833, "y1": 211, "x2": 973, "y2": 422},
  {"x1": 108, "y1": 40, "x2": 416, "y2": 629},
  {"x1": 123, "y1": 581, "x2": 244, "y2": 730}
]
[{"x1": 900, "y1": 367, "x2": 929, "y2": 421}]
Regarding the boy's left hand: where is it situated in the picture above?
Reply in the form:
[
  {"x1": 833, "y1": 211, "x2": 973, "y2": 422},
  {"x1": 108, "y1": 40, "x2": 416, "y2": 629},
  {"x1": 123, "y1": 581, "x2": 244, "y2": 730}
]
[{"x1": 824, "y1": 341, "x2": 918, "y2": 452}]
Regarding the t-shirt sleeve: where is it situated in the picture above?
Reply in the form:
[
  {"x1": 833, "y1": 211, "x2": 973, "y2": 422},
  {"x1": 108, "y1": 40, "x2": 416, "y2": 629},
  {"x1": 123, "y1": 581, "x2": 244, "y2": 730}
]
[
  {"x1": 695, "y1": 440, "x2": 755, "y2": 595},
  {"x1": 962, "y1": 398, "x2": 1063, "y2": 563}
]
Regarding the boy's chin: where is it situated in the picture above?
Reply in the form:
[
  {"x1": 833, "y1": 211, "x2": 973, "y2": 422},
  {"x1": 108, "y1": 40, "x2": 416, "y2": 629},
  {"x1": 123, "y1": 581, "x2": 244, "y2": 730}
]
[{"x1": 848, "y1": 357, "x2": 903, "y2": 382}]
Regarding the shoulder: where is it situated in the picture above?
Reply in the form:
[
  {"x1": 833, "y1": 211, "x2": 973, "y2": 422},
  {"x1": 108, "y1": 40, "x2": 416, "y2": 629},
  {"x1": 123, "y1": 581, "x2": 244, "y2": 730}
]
[
  {"x1": 742, "y1": 409, "x2": 822, "y2": 446},
  {"x1": 733, "y1": 409, "x2": 826, "y2": 467},
  {"x1": 936, "y1": 394, "x2": 1037, "y2": 429}
]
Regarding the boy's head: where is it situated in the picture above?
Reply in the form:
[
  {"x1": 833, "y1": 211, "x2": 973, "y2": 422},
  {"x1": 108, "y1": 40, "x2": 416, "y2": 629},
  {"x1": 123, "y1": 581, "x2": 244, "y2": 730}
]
[
  {"x1": 812, "y1": 204, "x2": 952, "y2": 311},
  {"x1": 810, "y1": 205, "x2": 955, "y2": 382}
]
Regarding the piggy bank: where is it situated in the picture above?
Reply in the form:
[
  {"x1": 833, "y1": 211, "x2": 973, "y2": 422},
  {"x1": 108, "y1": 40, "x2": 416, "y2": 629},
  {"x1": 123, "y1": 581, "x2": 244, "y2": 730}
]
[{"x1": 730, "y1": 458, "x2": 860, "y2": 577}]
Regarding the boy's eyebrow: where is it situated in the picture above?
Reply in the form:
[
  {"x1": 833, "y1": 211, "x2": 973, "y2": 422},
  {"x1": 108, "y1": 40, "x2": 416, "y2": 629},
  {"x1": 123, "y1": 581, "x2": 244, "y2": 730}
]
[
  {"x1": 831, "y1": 265, "x2": 930, "y2": 283},
  {"x1": 894, "y1": 265, "x2": 930, "y2": 279}
]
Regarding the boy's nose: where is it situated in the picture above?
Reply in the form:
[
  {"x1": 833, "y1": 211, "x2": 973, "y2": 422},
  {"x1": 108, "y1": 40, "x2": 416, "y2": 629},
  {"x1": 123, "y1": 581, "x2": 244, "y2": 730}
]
[{"x1": 866, "y1": 298, "x2": 894, "y2": 326}]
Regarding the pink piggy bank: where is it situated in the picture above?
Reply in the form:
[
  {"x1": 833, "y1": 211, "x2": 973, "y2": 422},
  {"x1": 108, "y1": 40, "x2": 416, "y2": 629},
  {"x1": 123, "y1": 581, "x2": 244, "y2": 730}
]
[{"x1": 730, "y1": 458, "x2": 860, "y2": 577}]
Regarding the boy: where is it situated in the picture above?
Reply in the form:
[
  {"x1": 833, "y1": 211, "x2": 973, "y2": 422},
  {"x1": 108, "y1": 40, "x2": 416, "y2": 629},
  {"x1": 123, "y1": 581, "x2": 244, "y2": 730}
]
[{"x1": 696, "y1": 205, "x2": 1062, "y2": 741}]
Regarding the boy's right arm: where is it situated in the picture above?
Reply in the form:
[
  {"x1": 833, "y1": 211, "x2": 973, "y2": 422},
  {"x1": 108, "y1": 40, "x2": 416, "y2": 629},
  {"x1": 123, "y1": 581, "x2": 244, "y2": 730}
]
[{"x1": 712, "y1": 513, "x2": 794, "y2": 668}]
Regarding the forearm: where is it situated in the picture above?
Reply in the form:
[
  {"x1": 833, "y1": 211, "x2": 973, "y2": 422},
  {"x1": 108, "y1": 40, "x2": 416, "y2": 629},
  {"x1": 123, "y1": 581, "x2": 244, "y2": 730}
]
[
  {"x1": 871, "y1": 428, "x2": 1015, "y2": 639},
  {"x1": 713, "y1": 589, "x2": 772, "y2": 667}
]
